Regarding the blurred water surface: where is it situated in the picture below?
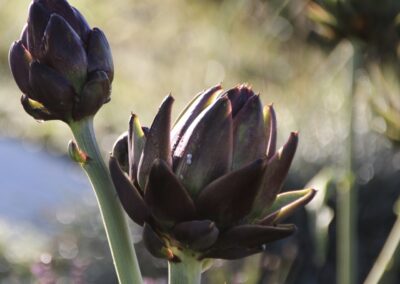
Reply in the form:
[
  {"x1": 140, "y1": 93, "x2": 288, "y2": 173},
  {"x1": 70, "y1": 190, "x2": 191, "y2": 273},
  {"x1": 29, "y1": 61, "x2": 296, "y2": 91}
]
[{"x1": 0, "y1": 138, "x2": 91, "y2": 228}]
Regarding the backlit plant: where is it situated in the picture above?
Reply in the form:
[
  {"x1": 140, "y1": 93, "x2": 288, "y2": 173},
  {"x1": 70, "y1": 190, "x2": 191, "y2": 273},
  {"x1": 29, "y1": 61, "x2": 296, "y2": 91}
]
[{"x1": 8, "y1": 0, "x2": 316, "y2": 283}]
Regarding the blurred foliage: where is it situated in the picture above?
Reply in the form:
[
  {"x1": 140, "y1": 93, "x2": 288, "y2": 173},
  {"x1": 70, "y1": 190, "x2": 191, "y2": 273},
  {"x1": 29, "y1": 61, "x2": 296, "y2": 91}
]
[
  {"x1": 303, "y1": 0, "x2": 400, "y2": 145},
  {"x1": 369, "y1": 65, "x2": 400, "y2": 144},
  {"x1": 1, "y1": 0, "x2": 400, "y2": 283},
  {"x1": 306, "y1": 0, "x2": 400, "y2": 62},
  {"x1": 0, "y1": 220, "x2": 47, "y2": 282}
]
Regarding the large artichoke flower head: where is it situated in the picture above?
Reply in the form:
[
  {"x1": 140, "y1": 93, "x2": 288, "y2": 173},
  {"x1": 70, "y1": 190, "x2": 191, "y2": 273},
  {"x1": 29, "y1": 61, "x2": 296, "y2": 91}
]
[
  {"x1": 110, "y1": 85, "x2": 316, "y2": 261},
  {"x1": 9, "y1": 0, "x2": 113, "y2": 122}
]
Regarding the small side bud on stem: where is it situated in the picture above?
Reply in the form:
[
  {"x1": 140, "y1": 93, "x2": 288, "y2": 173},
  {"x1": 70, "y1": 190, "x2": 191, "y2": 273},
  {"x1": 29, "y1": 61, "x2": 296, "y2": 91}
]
[{"x1": 68, "y1": 139, "x2": 90, "y2": 164}]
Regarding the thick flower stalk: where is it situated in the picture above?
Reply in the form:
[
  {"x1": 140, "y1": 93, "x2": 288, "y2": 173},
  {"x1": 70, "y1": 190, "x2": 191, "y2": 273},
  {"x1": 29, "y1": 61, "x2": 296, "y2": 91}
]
[
  {"x1": 110, "y1": 84, "x2": 316, "y2": 280},
  {"x1": 9, "y1": 0, "x2": 113, "y2": 122}
]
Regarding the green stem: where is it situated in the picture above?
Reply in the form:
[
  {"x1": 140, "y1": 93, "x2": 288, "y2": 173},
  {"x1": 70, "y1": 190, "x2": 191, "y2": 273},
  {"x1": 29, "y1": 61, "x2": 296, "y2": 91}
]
[
  {"x1": 337, "y1": 42, "x2": 362, "y2": 284},
  {"x1": 168, "y1": 252, "x2": 203, "y2": 284},
  {"x1": 69, "y1": 117, "x2": 142, "y2": 284},
  {"x1": 364, "y1": 200, "x2": 400, "y2": 284}
]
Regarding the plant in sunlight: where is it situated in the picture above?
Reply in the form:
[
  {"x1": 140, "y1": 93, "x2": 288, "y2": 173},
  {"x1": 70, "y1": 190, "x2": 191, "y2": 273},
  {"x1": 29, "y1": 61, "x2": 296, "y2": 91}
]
[
  {"x1": 8, "y1": 0, "x2": 316, "y2": 283},
  {"x1": 9, "y1": 0, "x2": 113, "y2": 122},
  {"x1": 110, "y1": 84, "x2": 315, "y2": 283}
]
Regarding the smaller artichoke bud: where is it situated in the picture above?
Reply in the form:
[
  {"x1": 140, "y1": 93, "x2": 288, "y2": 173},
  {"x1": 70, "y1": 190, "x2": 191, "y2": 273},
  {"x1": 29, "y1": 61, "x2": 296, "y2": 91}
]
[
  {"x1": 9, "y1": 0, "x2": 114, "y2": 123},
  {"x1": 110, "y1": 84, "x2": 317, "y2": 261}
]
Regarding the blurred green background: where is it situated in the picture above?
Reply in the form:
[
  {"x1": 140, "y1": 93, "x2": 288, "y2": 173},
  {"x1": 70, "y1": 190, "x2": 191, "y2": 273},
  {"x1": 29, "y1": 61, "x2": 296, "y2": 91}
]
[{"x1": 1, "y1": 0, "x2": 400, "y2": 283}]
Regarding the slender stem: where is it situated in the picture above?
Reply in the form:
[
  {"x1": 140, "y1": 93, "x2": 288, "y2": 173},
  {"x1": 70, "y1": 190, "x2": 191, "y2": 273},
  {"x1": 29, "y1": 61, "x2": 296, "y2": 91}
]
[
  {"x1": 69, "y1": 117, "x2": 142, "y2": 284},
  {"x1": 337, "y1": 42, "x2": 362, "y2": 284},
  {"x1": 168, "y1": 252, "x2": 203, "y2": 284},
  {"x1": 337, "y1": 173, "x2": 356, "y2": 284},
  {"x1": 364, "y1": 208, "x2": 400, "y2": 284}
]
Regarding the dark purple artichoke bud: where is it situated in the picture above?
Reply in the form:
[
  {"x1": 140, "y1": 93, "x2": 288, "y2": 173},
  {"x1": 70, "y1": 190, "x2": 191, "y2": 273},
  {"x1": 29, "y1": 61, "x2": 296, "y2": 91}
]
[
  {"x1": 109, "y1": 84, "x2": 316, "y2": 261},
  {"x1": 9, "y1": 0, "x2": 113, "y2": 122}
]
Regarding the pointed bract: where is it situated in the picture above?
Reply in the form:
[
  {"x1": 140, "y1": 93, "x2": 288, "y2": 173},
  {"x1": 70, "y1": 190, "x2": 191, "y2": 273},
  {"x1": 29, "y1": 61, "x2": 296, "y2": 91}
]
[
  {"x1": 137, "y1": 96, "x2": 173, "y2": 189},
  {"x1": 264, "y1": 104, "x2": 277, "y2": 159},
  {"x1": 36, "y1": 0, "x2": 90, "y2": 40},
  {"x1": 109, "y1": 156, "x2": 149, "y2": 226},
  {"x1": 9, "y1": 41, "x2": 32, "y2": 94},
  {"x1": 128, "y1": 114, "x2": 146, "y2": 181},
  {"x1": 174, "y1": 97, "x2": 233, "y2": 196},
  {"x1": 222, "y1": 85, "x2": 255, "y2": 117},
  {"x1": 258, "y1": 188, "x2": 317, "y2": 225},
  {"x1": 29, "y1": 61, "x2": 75, "y2": 121},
  {"x1": 144, "y1": 159, "x2": 196, "y2": 227},
  {"x1": 27, "y1": 2, "x2": 50, "y2": 58},
  {"x1": 171, "y1": 85, "x2": 221, "y2": 154},
  {"x1": 251, "y1": 132, "x2": 299, "y2": 218},
  {"x1": 112, "y1": 132, "x2": 129, "y2": 173},
  {"x1": 70, "y1": 7, "x2": 91, "y2": 42},
  {"x1": 196, "y1": 159, "x2": 264, "y2": 226},
  {"x1": 42, "y1": 14, "x2": 87, "y2": 93},
  {"x1": 232, "y1": 95, "x2": 267, "y2": 170},
  {"x1": 87, "y1": 28, "x2": 114, "y2": 82}
]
